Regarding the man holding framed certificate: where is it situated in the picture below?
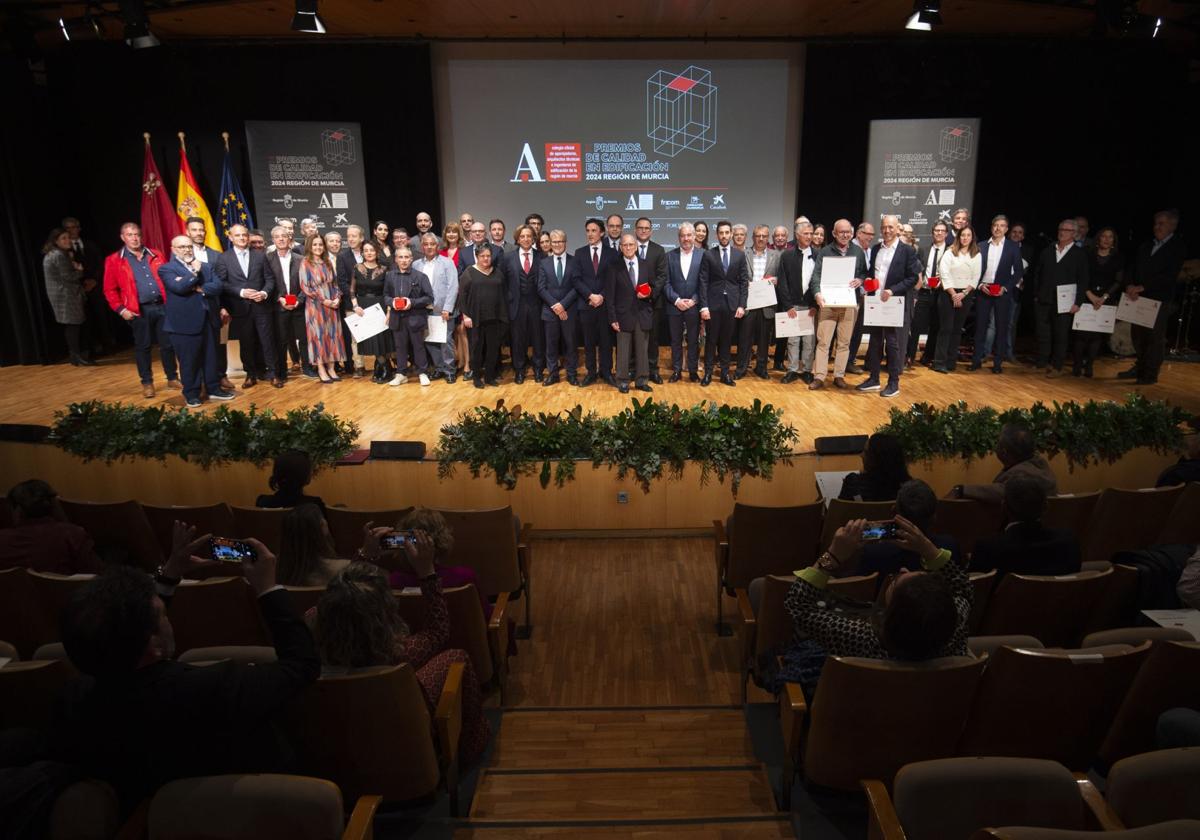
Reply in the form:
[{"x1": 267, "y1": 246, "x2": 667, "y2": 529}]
[
  {"x1": 1034, "y1": 219, "x2": 1089, "y2": 377},
  {"x1": 807, "y1": 219, "x2": 867, "y2": 390},
  {"x1": 859, "y1": 215, "x2": 921, "y2": 398},
  {"x1": 1119, "y1": 210, "x2": 1186, "y2": 386}
]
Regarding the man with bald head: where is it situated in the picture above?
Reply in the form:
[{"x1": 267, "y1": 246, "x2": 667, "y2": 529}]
[
  {"x1": 859, "y1": 214, "x2": 921, "y2": 398},
  {"x1": 214, "y1": 224, "x2": 280, "y2": 388}
]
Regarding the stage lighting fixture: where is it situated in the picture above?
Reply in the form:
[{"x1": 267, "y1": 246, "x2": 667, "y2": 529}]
[
  {"x1": 291, "y1": 0, "x2": 326, "y2": 34},
  {"x1": 120, "y1": 0, "x2": 159, "y2": 48},
  {"x1": 906, "y1": 1, "x2": 943, "y2": 31}
]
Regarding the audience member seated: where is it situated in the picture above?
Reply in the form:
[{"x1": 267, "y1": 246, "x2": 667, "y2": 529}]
[
  {"x1": 313, "y1": 533, "x2": 491, "y2": 765},
  {"x1": 277, "y1": 503, "x2": 351, "y2": 587},
  {"x1": 777, "y1": 516, "x2": 971, "y2": 698},
  {"x1": 1156, "y1": 433, "x2": 1200, "y2": 488},
  {"x1": 386, "y1": 507, "x2": 480, "y2": 593},
  {"x1": 1177, "y1": 546, "x2": 1200, "y2": 609},
  {"x1": 255, "y1": 450, "x2": 326, "y2": 514},
  {"x1": 970, "y1": 476, "x2": 1082, "y2": 577},
  {"x1": 838, "y1": 432, "x2": 912, "y2": 502},
  {"x1": 0, "y1": 479, "x2": 100, "y2": 574},
  {"x1": 54, "y1": 522, "x2": 320, "y2": 815},
  {"x1": 1158, "y1": 708, "x2": 1200, "y2": 749},
  {"x1": 955, "y1": 422, "x2": 1057, "y2": 504},
  {"x1": 857, "y1": 480, "x2": 961, "y2": 578}
]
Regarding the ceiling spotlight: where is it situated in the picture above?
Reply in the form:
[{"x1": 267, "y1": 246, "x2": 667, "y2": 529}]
[
  {"x1": 1152, "y1": 16, "x2": 1162, "y2": 38},
  {"x1": 906, "y1": 1, "x2": 942, "y2": 31},
  {"x1": 58, "y1": 16, "x2": 70, "y2": 41},
  {"x1": 120, "y1": 0, "x2": 159, "y2": 48},
  {"x1": 291, "y1": 0, "x2": 326, "y2": 34}
]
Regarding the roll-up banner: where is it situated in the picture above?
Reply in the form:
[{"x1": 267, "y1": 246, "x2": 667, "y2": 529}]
[
  {"x1": 244, "y1": 120, "x2": 369, "y2": 236},
  {"x1": 863, "y1": 118, "x2": 980, "y2": 235}
]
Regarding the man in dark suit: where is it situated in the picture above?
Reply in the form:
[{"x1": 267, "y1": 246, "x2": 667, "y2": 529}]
[
  {"x1": 214, "y1": 225, "x2": 280, "y2": 389},
  {"x1": 604, "y1": 214, "x2": 625, "y2": 251},
  {"x1": 971, "y1": 215, "x2": 1025, "y2": 374},
  {"x1": 606, "y1": 234, "x2": 657, "y2": 393},
  {"x1": 63, "y1": 215, "x2": 115, "y2": 355},
  {"x1": 860, "y1": 215, "x2": 921, "y2": 398},
  {"x1": 501, "y1": 224, "x2": 545, "y2": 383},
  {"x1": 56, "y1": 533, "x2": 319, "y2": 814},
  {"x1": 633, "y1": 217, "x2": 667, "y2": 383},
  {"x1": 1120, "y1": 210, "x2": 1187, "y2": 385},
  {"x1": 572, "y1": 218, "x2": 620, "y2": 386},
  {"x1": 264, "y1": 225, "x2": 315, "y2": 381},
  {"x1": 159, "y1": 236, "x2": 235, "y2": 407},
  {"x1": 537, "y1": 229, "x2": 578, "y2": 386},
  {"x1": 1033, "y1": 219, "x2": 1089, "y2": 376},
  {"x1": 701, "y1": 220, "x2": 749, "y2": 386},
  {"x1": 184, "y1": 217, "x2": 234, "y2": 392},
  {"x1": 970, "y1": 476, "x2": 1081, "y2": 578},
  {"x1": 459, "y1": 221, "x2": 503, "y2": 274},
  {"x1": 383, "y1": 247, "x2": 435, "y2": 386},
  {"x1": 664, "y1": 222, "x2": 707, "y2": 383}
]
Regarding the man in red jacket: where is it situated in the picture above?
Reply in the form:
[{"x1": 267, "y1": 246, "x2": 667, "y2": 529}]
[{"x1": 103, "y1": 222, "x2": 180, "y2": 398}]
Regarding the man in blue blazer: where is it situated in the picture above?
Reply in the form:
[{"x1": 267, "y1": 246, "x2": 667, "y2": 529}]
[
  {"x1": 501, "y1": 224, "x2": 545, "y2": 383},
  {"x1": 572, "y1": 218, "x2": 620, "y2": 386},
  {"x1": 664, "y1": 222, "x2": 708, "y2": 382},
  {"x1": 701, "y1": 221, "x2": 749, "y2": 386},
  {"x1": 860, "y1": 215, "x2": 921, "y2": 398},
  {"x1": 537, "y1": 229, "x2": 578, "y2": 386},
  {"x1": 971, "y1": 215, "x2": 1025, "y2": 374},
  {"x1": 159, "y1": 236, "x2": 235, "y2": 407},
  {"x1": 184, "y1": 217, "x2": 234, "y2": 391},
  {"x1": 215, "y1": 224, "x2": 280, "y2": 388}
]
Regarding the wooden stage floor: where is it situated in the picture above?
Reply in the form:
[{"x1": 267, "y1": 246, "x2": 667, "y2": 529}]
[{"x1": 3, "y1": 350, "x2": 1199, "y2": 452}]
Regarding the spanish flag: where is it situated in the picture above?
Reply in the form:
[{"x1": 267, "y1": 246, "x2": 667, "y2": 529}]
[{"x1": 176, "y1": 132, "x2": 222, "y2": 251}]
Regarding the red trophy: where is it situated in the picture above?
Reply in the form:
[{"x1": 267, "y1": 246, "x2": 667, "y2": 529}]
[
  {"x1": 987, "y1": 283, "x2": 1002, "y2": 297},
  {"x1": 393, "y1": 296, "x2": 408, "y2": 310},
  {"x1": 284, "y1": 294, "x2": 297, "y2": 307},
  {"x1": 863, "y1": 278, "x2": 880, "y2": 294},
  {"x1": 926, "y1": 275, "x2": 940, "y2": 289},
  {"x1": 636, "y1": 282, "x2": 652, "y2": 297}
]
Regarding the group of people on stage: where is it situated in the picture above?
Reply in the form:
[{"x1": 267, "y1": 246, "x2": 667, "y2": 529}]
[{"x1": 49, "y1": 204, "x2": 1184, "y2": 401}]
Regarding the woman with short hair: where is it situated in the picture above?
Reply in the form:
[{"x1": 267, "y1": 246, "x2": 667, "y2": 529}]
[
  {"x1": 43, "y1": 227, "x2": 93, "y2": 366},
  {"x1": 459, "y1": 243, "x2": 508, "y2": 388}
]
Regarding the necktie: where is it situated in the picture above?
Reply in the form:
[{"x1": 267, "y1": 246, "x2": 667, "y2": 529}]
[
  {"x1": 722, "y1": 247, "x2": 729, "y2": 271},
  {"x1": 932, "y1": 247, "x2": 941, "y2": 276},
  {"x1": 523, "y1": 252, "x2": 531, "y2": 274},
  {"x1": 238, "y1": 250, "x2": 248, "y2": 275},
  {"x1": 592, "y1": 247, "x2": 599, "y2": 273},
  {"x1": 639, "y1": 244, "x2": 646, "y2": 260},
  {"x1": 556, "y1": 256, "x2": 563, "y2": 281},
  {"x1": 628, "y1": 260, "x2": 636, "y2": 285}
]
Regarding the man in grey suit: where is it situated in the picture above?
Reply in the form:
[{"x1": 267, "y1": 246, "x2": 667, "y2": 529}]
[
  {"x1": 664, "y1": 222, "x2": 707, "y2": 382},
  {"x1": 735, "y1": 224, "x2": 782, "y2": 379}
]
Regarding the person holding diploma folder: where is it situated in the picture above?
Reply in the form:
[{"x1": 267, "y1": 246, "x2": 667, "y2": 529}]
[
  {"x1": 931, "y1": 226, "x2": 980, "y2": 374},
  {"x1": 1120, "y1": 210, "x2": 1186, "y2": 386},
  {"x1": 349, "y1": 241, "x2": 394, "y2": 383},
  {"x1": 1034, "y1": 219, "x2": 1089, "y2": 377},
  {"x1": 384, "y1": 247, "x2": 434, "y2": 387},
  {"x1": 859, "y1": 215, "x2": 921, "y2": 398},
  {"x1": 809, "y1": 219, "x2": 867, "y2": 390},
  {"x1": 1072, "y1": 228, "x2": 1123, "y2": 378}
]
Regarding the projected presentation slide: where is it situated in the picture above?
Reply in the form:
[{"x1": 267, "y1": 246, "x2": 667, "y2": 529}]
[{"x1": 435, "y1": 45, "x2": 803, "y2": 241}]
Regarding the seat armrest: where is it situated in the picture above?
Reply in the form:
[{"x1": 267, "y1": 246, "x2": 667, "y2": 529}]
[
  {"x1": 735, "y1": 588, "x2": 756, "y2": 626},
  {"x1": 435, "y1": 661, "x2": 465, "y2": 766},
  {"x1": 713, "y1": 519, "x2": 729, "y2": 575},
  {"x1": 517, "y1": 524, "x2": 532, "y2": 576},
  {"x1": 862, "y1": 779, "x2": 906, "y2": 840},
  {"x1": 343, "y1": 795, "x2": 382, "y2": 840},
  {"x1": 1074, "y1": 774, "x2": 1125, "y2": 831},
  {"x1": 488, "y1": 591, "x2": 510, "y2": 632}
]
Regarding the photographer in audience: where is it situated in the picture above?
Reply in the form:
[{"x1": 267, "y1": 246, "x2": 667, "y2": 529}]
[
  {"x1": 0, "y1": 479, "x2": 99, "y2": 574},
  {"x1": 855, "y1": 479, "x2": 961, "y2": 577},
  {"x1": 952, "y1": 422, "x2": 1057, "y2": 504},
  {"x1": 970, "y1": 476, "x2": 1081, "y2": 577},
  {"x1": 55, "y1": 523, "x2": 319, "y2": 814}
]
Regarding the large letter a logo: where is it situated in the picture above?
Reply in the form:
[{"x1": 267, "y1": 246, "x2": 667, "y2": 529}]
[{"x1": 510, "y1": 143, "x2": 545, "y2": 183}]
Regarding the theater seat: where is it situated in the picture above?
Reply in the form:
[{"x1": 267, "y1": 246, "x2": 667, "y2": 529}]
[{"x1": 1107, "y1": 748, "x2": 1200, "y2": 828}]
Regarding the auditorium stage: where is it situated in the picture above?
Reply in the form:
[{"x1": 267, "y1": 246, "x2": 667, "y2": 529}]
[{"x1": 3, "y1": 350, "x2": 1199, "y2": 453}]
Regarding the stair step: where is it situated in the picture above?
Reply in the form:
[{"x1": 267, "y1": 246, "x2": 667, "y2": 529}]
[
  {"x1": 469, "y1": 768, "x2": 779, "y2": 821},
  {"x1": 454, "y1": 817, "x2": 795, "y2": 839},
  {"x1": 490, "y1": 709, "x2": 755, "y2": 769}
]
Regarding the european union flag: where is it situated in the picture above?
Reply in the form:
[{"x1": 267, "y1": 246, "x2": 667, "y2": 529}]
[{"x1": 218, "y1": 146, "x2": 254, "y2": 249}]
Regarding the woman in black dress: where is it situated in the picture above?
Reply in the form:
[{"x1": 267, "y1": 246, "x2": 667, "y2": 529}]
[
  {"x1": 1072, "y1": 227, "x2": 1124, "y2": 378},
  {"x1": 459, "y1": 243, "x2": 508, "y2": 388},
  {"x1": 350, "y1": 241, "x2": 396, "y2": 383},
  {"x1": 693, "y1": 221, "x2": 710, "y2": 251}
]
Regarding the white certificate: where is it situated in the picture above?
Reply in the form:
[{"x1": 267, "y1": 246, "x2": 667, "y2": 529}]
[
  {"x1": 746, "y1": 276, "x2": 777, "y2": 310},
  {"x1": 774, "y1": 310, "x2": 814, "y2": 338},
  {"x1": 343, "y1": 303, "x2": 388, "y2": 343},
  {"x1": 425, "y1": 314, "x2": 448, "y2": 343},
  {"x1": 1055, "y1": 285, "x2": 1077, "y2": 314},
  {"x1": 1072, "y1": 305, "x2": 1116, "y2": 334},
  {"x1": 819, "y1": 256, "x2": 858, "y2": 307},
  {"x1": 1116, "y1": 293, "x2": 1161, "y2": 329},
  {"x1": 863, "y1": 295, "x2": 905, "y2": 327}
]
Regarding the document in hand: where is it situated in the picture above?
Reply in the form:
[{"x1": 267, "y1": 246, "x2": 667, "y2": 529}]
[
  {"x1": 1071, "y1": 305, "x2": 1116, "y2": 334},
  {"x1": 819, "y1": 256, "x2": 858, "y2": 307},
  {"x1": 774, "y1": 309, "x2": 814, "y2": 338},
  {"x1": 1116, "y1": 293, "x2": 1161, "y2": 329},
  {"x1": 344, "y1": 303, "x2": 389, "y2": 343},
  {"x1": 425, "y1": 315, "x2": 448, "y2": 343},
  {"x1": 863, "y1": 295, "x2": 904, "y2": 328},
  {"x1": 1055, "y1": 285, "x2": 1077, "y2": 315}
]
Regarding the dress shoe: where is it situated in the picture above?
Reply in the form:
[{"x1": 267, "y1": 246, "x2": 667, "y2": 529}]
[
  {"x1": 782, "y1": 372, "x2": 801, "y2": 384},
  {"x1": 514, "y1": 372, "x2": 526, "y2": 384},
  {"x1": 485, "y1": 378, "x2": 500, "y2": 387},
  {"x1": 542, "y1": 375, "x2": 558, "y2": 387},
  {"x1": 601, "y1": 374, "x2": 617, "y2": 387},
  {"x1": 242, "y1": 377, "x2": 258, "y2": 389},
  {"x1": 567, "y1": 376, "x2": 579, "y2": 386},
  {"x1": 932, "y1": 366, "x2": 949, "y2": 374},
  {"x1": 734, "y1": 370, "x2": 746, "y2": 380},
  {"x1": 689, "y1": 371, "x2": 700, "y2": 382},
  {"x1": 857, "y1": 378, "x2": 881, "y2": 392},
  {"x1": 636, "y1": 382, "x2": 653, "y2": 392},
  {"x1": 1071, "y1": 366, "x2": 1082, "y2": 377},
  {"x1": 968, "y1": 362, "x2": 982, "y2": 371},
  {"x1": 773, "y1": 361, "x2": 786, "y2": 371},
  {"x1": 618, "y1": 382, "x2": 630, "y2": 394},
  {"x1": 447, "y1": 374, "x2": 458, "y2": 384},
  {"x1": 303, "y1": 367, "x2": 319, "y2": 379},
  {"x1": 1046, "y1": 369, "x2": 1062, "y2": 378},
  {"x1": 881, "y1": 382, "x2": 900, "y2": 398},
  {"x1": 581, "y1": 373, "x2": 598, "y2": 386},
  {"x1": 845, "y1": 364, "x2": 862, "y2": 375},
  {"x1": 534, "y1": 371, "x2": 545, "y2": 384},
  {"x1": 271, "y1": 377, "x2": 284, "y2": 388},
  {"x1": 1117, "y1": 367, "x2": 1139, "y2": 379},
  {"x1": 354, "y1": 367, "x2": 368, "y2": 378},
  {"x1": 165, "y1": 379, "x2": 182, "y2": 391},
  {"x1": 991, "y1": 367, "x2": 1002, "y2": 374},
  {"x1": 474, "y1": 379, "x2": 485, "y2": 389},
  {"x1": 808, "y1": 378, "x2": 825, "y2": 391},
  {"x1": 142, "y1": 384, "x2": 155, "y2": 398},
  {"x1": 833, "y1": 377, "x2": 848, "y2": 389},
  {"x1": 754, "y1": 368, "x2": 769, "y2": 380},
  {"x1": 649, "y1": 373, "x2": 663, "y2": 385},
  {"x1": 71, "y1": 355, "x2": 97, "y2": 366},
  {"x1": 701, "y1": 373, "x2": 712, "y2": 387},
  {"x1": 668, "y1": 371, "x2": 682, "y2": 383},
  {"x1": 430, "y1": 370, "x2": 446, "y2": 381},
  {"x1": 1083, "y1": 364, "x2": 1093, "y2": 379},
  {"x1": 219, "y1": 377, "x2": 235, "y2": 391},
  {"x1": 801, "y1": 372, "x2": 814, "y2": 384}
]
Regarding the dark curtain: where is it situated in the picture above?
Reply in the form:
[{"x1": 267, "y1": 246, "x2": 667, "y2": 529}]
[{"x1": 0, "y1": 40, "x2": 441, "y2": 366}]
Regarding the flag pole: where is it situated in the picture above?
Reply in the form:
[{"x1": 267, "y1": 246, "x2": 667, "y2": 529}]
[
  {"x1": 221, "y1": 131, "x2": 230, "y2": 152},
  {"x1": 178, "y1": 131, "x2": 186, "y2": 153}
]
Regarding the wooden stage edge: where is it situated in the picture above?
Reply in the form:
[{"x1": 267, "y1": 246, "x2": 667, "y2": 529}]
[{"x1": 2, "y1": 351, "x2": 1197, "y2": 529}]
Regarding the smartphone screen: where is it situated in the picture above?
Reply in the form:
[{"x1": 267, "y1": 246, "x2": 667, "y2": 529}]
[
  {"x1": 380, "y1": 530, "x2": 417, "y2": 550},
  {"x1": 861, "y1": 521, "x2": 899, "y2": 541},
  {"x1": 210, "y1": 536, "x2": 256, "y2": 562}
]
